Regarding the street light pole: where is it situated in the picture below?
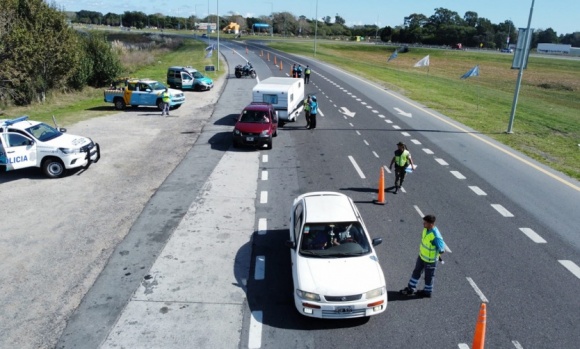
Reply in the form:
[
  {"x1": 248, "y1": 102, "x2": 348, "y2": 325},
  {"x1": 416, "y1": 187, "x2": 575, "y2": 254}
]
[
  {"x1": 265, "y1": 2, "x2": 273, "y2": 36},
  {"x1": 314, "y1": 0, "x2": 318, "y2": 56}
]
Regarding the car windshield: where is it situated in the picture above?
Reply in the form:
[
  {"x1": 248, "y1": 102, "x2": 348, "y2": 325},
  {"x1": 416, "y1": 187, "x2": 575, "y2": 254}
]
[
  {"x1": 25, "y1": 123, "x2": 62, "y2": 142},
  {"x1": 240, "y1": 110, "x2": 269, "y2": 123},
  {"x1": 192, "y1": 72, "x2": 205, "y2": 79},
  {"x1": 299, "y1": 222, "x2": 371, "y2": 257},
  {"x1": 148, "y1": 81, "x2": 167, "y2": 91}
]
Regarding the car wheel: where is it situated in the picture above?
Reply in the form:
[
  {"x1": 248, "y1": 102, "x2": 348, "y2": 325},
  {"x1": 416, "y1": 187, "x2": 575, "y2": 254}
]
[
  {"x1": 266, "y1": 140, "x2": 272, "y2": 150},
  {"x1": 273, "y1": 129, "x2": 278, "y2": 137},
  {"x1": 157, "y1": 99, "x2": 163, "y2": 110},
  {"x1": 114, "y1": 98, "x2": 126, "y2": 110},
  {"x1": 42, "y1": 158, "x2": 65, "y2": 178}
]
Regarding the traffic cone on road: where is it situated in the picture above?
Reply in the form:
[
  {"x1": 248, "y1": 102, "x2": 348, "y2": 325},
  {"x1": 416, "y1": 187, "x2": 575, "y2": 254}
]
[
  {"x1": 472, "y1": 303, "x2": 487, "y2": 349},
  {"x1": 267, "y1": 52, "x2": 270, "y2": 61},
  {"x1": 280, "y1": 61, "x2": 283, "y2": 71},
  {"x1": 374, "y1": 167, "x2": 386, "y2": 205},
  {"x1": 274, "y1": 56, "x2": 277, "y2": 65},
  {"x1": 246, "y1": 46, "x2": 248, "y2": 55}
]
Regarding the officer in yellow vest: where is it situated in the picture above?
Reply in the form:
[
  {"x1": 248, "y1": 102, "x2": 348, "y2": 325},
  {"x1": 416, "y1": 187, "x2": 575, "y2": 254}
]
[
  {"x1": 161, "y1": 88, "x2": 171, "y2": 116},
  {"x1": 389, "y1": 141, "x2": 415, "y2": 194},
  {"x1": 303, "y1": 95, "x2": 311, "y2": 128},
  {"x1": 400, "y1": 215, "x2": 446, "y2": 298},
  {"x1": 304, "y1": 65, "x2": 311, "y2": 84}
]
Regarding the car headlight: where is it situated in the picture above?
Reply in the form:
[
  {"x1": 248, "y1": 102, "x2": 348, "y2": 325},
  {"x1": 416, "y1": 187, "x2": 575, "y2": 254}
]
[
  {"x1": 59, "y1": 147, "x2": 78, "y2": 154},
  {"x1": 233, "y1": 129, "x2": 241, "y2": 135},
  {"x1": 260, "y1": 130, "x2": 269, "y2": 137},
  {"x1": 365, "y1": 287, "x2": 385, "y2": 299},
  {"x1": 296, "y1": 289, "x2": 320, "y2": 301}
]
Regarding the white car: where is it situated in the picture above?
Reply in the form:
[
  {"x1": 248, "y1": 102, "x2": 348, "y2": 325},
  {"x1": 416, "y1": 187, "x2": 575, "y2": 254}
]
[{"x1": 285, "y1": 192, "x2": 387, "y2": 319}]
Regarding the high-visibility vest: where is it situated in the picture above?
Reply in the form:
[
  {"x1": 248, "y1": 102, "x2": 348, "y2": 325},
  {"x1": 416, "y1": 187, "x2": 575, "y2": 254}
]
[
  {"x1": 305, "y1": 68, "x2": 311, "y2": 74},
  {"x1": 419, "y1": 228, "x2": 439, "y2": 263},
  {"x1": 162, "y1": 91, "x2": 170, "y2": 103},
  {"x1": 395, "y1": 150, "x2": 410, "y2": 167},
  {"x1": 303, "y1": 99, "x2": 311, "y2": 111}
]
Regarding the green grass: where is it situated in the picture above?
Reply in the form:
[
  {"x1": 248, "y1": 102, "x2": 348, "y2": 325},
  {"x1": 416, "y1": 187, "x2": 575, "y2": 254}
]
[
  {"x1": 2, "y1": 38, "x2": 224, "y2": 127},
  {"x1": 269, "y1": 41, "x2": 580, "y2": 180}
]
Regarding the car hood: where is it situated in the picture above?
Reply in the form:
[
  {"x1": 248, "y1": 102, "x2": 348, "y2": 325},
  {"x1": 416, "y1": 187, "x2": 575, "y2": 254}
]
[
  {"x1": 296, "y1": 254, "x2": 385, "y2": 295},
  {"x1": 235, "y1": 122, "x2": 269, "y2": 133},
  {"x1": 196, "y1": 77, "x2": 213, "y2": 84},
  {"x1": 42, "y1": 133, "x2": 91, "y2": 148}
]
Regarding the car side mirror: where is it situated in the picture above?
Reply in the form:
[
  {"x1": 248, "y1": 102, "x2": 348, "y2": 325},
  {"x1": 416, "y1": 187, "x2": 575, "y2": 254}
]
[
  {"x1": 285, "y1": 240, "x2": 296, "y2": 249},
  {"x1": 372, "y1": 238, "x2": 383, "y2": 246}
]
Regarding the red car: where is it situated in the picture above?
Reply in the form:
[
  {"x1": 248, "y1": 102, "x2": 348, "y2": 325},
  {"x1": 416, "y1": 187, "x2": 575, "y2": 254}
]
[{"x1": 233, "y1": 102, "x2": 278, "y2": 149}]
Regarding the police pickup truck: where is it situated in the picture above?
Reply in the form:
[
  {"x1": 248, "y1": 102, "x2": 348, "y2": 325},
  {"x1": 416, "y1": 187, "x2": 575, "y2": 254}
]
[
  {"x1": 0, "y1": 116, "x2": 100, "y2": 178},
  {"x1": 104, "y1": 78, "x2": 185, "y2": 110}
]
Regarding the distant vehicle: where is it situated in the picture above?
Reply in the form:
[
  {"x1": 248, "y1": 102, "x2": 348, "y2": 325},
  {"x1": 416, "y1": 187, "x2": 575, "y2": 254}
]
[
  {"x1": 232, "y1": 102, "x2": 278, "y2": 150},
  {"x1": 201, "y1": 33, "x2": 208, "y2": 38},
  {"x1": 501, "y1": 48, "x2": 514, "y2": 53},
  {"x1": 167, "y1": 66, "x2": 213, "y2": 91},
  {"x1": 453, "y1": 43, "x2": 463, "y2": 50},
  {"x1": 285, "y1": 191, "x2": 387, "y2": 319},
  {"x1": 252, "y1": 77, "x2": 304, "y2": 126},
  {"x1": 103, "y1": 78, "x2": 185, "y2": 110},
  {"x1": 0, "y1": 116, "x2": 100, "y2": 178}
]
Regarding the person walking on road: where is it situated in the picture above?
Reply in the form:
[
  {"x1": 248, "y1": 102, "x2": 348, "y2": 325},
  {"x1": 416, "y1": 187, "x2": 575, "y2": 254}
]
[
  {"x1": 308, "y1": 95, "x2": 318, "y2": 129},
  {"x1": 303, "y1": 95, "x2": 311, "y2": 128},
  {"x1": 161, "y1": 88, "x2": 171, "y2": 116},
  {"x1": 304, "y1": 65, "x2": 311, "y2": 84},
  {"x1": 400, "y1": 215, "x2": 446, "y2": 298},
  {"x1": 389, "y1": 141, "x2": 415, "y2": 194}
]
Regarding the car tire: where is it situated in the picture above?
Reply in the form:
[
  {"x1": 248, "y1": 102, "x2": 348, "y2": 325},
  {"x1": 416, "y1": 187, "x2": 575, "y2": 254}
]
[
  {"x1": 114, "y1": 98, "x2": 126, "y2": 110},
  {"x1": 42, "y1": 158, "x2": 65, "y2": 178},
  {"x1": 156, "y1": 99, "x2": 163, "y2": 110},
  {"x1": 273, "y1": 129, "x2": 278, "y2": 137},
  {"x1": 266, "y1": 140, "x2": 272, "y2": 150}
]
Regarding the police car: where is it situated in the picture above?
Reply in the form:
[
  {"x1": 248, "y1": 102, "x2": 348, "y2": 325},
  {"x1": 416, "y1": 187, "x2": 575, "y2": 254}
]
[{"x1": 0, "y1": 116, "x2": 100, "y2": 178}]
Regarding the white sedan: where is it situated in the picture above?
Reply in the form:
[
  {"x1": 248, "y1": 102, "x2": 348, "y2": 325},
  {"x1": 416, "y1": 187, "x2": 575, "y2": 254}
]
[{"x1": 285, "y1": 192, "x2": 387, "y2": 319}]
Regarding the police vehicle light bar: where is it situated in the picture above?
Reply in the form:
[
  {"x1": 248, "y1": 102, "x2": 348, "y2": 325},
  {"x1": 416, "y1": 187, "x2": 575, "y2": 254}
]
[{"x1": 2, "y1": 115, "x2": 29, "y2": 126}]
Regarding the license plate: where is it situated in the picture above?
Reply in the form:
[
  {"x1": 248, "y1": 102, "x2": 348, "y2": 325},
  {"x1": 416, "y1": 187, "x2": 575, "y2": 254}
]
[
  {"x1": 246, "y1": 136, "x2": 254, "y2": 141},
  {"x1": 335, "y1": 306, "x2": 353, "y2": 314}
]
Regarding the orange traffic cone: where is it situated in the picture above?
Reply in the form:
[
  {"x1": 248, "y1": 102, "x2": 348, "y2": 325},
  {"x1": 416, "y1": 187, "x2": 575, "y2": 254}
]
[
  {"x1": 274, "y1": 56, "x2": 277, "y2": 65},
  {"x1": 246, "y1": 47, "x2": 248, "y2": 55},
  {"x1": 374, "y1": 167, "x2": 386, "y2": 205},
  {"x1": 260, "y1": 50, "x2": 263, "y2": 56},
  {"x1": 280, "y1": 61, "x2": 283, "y2": 70},
  {"x1": 472, "y1": 303, "x2": 487, "y2": 349},
  {"x1": 267, "y1": 52, "x2": 270, "y2": 61}
]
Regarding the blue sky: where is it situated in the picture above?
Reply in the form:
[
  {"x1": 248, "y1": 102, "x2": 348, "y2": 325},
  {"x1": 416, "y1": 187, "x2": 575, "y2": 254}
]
[{"x1": 49, "y1": 0, "x2": 579, "y2": 35}]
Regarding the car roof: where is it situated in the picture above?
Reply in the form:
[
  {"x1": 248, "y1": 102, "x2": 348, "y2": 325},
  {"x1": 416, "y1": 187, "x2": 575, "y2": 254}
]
[
  {"x1": 1, "y1": 116, "x2": 40, "y2": 129},
  {"x1": 244, "y1": 102, "x2": 272, "y2": 111},
  {"x1": 300, "y1": 192, "x2": 359, "y2": 223}
]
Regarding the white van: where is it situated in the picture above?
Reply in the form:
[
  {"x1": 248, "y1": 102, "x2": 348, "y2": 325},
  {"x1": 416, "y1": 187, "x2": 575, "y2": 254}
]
[{"x1": 252, "y1": 77, "x2": 304, "y2": 126}]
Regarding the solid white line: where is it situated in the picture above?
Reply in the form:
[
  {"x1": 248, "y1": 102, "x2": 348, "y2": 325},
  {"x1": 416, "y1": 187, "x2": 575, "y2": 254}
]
[
  {"x1": 491, "y1": 204, "x2": 514, "y2": 217},
  {"x1": 450, "y1": 171, "x2": 466, "y2": 179},
  {"x1": 423, "y1": 148, "x2": 434, "y2": 154},
  {"x1": 512, "y1": 340, "x2": 524, "y2": 349},
  {"x1": 254, "y1": 256, "x2": 265, "y2": 280},
  {"x1": 260, "y1": 191, "x2": 268, "y2": 204},
  {"x1": 458, "y1": 344, "x2": 469, "y2": 349},
  {"x1": 348, "y1": 156, "x2": 366, "y2": 179},
  {"x1": 401, "y1": 132, "x2": 411, "y2": 137},
  {"x1": 258, "y1": 218, "x2": 267, "y2": 235},
  {"x1": 435, "y1": 158, "x2": 449, "y2": 166},
  {"x1": 411, "y1": 139, "x2": 421, "y2": 145},
  {"x1": 519, "y1": 228, "x2": 546, "y2": 243},
  {"x1": 262, "y1": 154, "x2": 268, "y2": 163},
  {"x1": 373, "y1": 151, "x2": 380, "y2": 158},
  {"x1": 392, "y1": 125, "x2": 401, "y2": 129},
  {"x1": 248, "y1": 311, "x2": 263, "y2": 349},
  {"x1": 559, "y1": 260, "x2": 580, "y2": 279},
  {"x1": 469, "y1": 186, "x2": 487, "y2": 196},
  {"x1": 261, "y1": 170, "x2": 268, "y2": 181},
  {"x1": 413, "y1": 205, "x2": 424, "y2": 217},
  {"x1": 363, "y1": 140, "x2": 369, "y2": 146},
  {"x1": 466, "y1": 277, "x2": 489, "y2": 303},
  {"x1": 318, "y1": 108, "x2": 324, "y2": 117}
]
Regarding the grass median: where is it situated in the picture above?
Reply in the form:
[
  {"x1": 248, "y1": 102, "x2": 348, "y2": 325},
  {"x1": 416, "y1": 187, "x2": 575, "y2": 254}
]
[{"x1": 269, "y1": 41, "x2": 580, "y2": 180}]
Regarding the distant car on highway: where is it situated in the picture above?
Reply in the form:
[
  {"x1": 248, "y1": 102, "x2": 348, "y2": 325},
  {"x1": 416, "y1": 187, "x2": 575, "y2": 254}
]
[
  {"x1": 285, "y1": 191, "x2": 387, "y2": 319},
  {"x1": 501, "y1": 48, "x2": 514, "y2": 53}
]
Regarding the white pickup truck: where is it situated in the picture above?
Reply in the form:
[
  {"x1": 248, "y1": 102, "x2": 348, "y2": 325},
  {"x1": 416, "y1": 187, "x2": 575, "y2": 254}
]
[{"x1": 0, "y1": 116, "x2": 100, "y2": 178}]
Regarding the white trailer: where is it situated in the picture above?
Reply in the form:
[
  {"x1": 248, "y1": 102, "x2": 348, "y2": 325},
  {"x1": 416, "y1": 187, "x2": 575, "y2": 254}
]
[
  {"x1": 252, "y1": 77, "x2": 304, "y2": 126},
  {"x1": 537, "y1": 43, "x2": 571, "y2": 54}
]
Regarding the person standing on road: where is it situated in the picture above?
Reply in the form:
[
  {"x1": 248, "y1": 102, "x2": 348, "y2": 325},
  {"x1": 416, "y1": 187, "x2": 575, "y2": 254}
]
[
  {"x1": 308, "y1": 95, "x2": 318, "y2": 129},
  {"x1": 389, "y1": 141, "x2": 415, "y2": 194},
  {"x1": 303, "y1": 95, "x2": 311, "y2": 128},
  {"x1": 304, "y1": 65, "x2": 311, "y2": 84},
  {"x1": 161, "y1": 88, "x2": 171, "y2": 116},
  {"x1": 400, "y1": 215, "x2": 446, "y2": 298}
]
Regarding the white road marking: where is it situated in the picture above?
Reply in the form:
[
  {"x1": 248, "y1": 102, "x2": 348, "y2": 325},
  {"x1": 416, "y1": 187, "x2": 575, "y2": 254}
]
[
  {"x1": 361, "y1": 101, "x2": 367, "y2": 105},
  {"x1": 260, "y1": 191, "x2": 268, "y2": 204},
  {"x1": 254, "y1": 256, "x2": 265, "y2": 280},
  {"x1": 392, "y1": 125, "x2": 401, "y2": 129},
  {"x1": 411, "y1": 139, "x2": 421, "y2": 145},
  {"x1": 519, "y1": 228, "x2": 546, "y2": 243},
  {"x1": 372, "y1": 110, "x2": 379, "y2": 113},
  {"x1": 491, "y1": 204, "x2": 514, "y2": 217},
  {"x1": 413, "y1": 205, "x2": 424, "y2": 217},
  {"x1": 559, "y1": 260, "x2": 580, "y2": 279},
  {"x1": 248, "y1": 311, "x2": 263, "y2": 349},
  {"x1": 458, "y1": 344, "x2": 470, "y2": 349},
  {"x1": 423, "y1": 148, "x2": 434, "y2": 154},
  {"x1": 466, "y1": 277, "x2": 489, "y2": 303},
  {"x1": 318, "y1": 108, "x2": 324, "y2": 117},
  {"x1": 378, "y1": 114, "x2": 385, "y2": 118},
  {"x1": 512, "y1": 340, "x2": 524, "y2": 349},
  {"x1": 383, "y1": 165, "x2": 391, "y2": 174},
  {"x1": 401, "y1": 132, "x2": 410, "y2": 137},
  {"x1": 386, "y1": 120, "x2": 393, "y2": 124},
  {"x1": 261, "y1": 170, "x2": 268, "y2": 181},
  {"x1": 373, "y1": 151, "x2": 380, "y2": 158},
  {"x1": 435, "y1": 158, "x2": 449, "y2": 166},
  {"x1": 400, "y1": 187, "x2": 406, "y2": 193},
  {"x1": 363, "y1": 140, "x2": 369, "y2": 146},
  {"x1": 258, "y1": 218, "x2": 267, "y2": 235},
  {"x1": 356, "y1": 130, "x2": 361, "y2": 136},
  {"x1": 450, "y1": 171, "x2": 465, "y2": 179},
  {"x1": 349, "y1": 123, "x2": 354, "y2": 127},
  {"x1": 262, "y1": 154, "x2": 268, "y2": 163},
  {"x1": 348, "y1": 156, "x2": 366, "y2": 179},
  {"x1": 469, "y1": 186, "x2": 487, "y2": 196},
  {"x1": 366, "y1": 106, "x2": 372, "y2": 109}
]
